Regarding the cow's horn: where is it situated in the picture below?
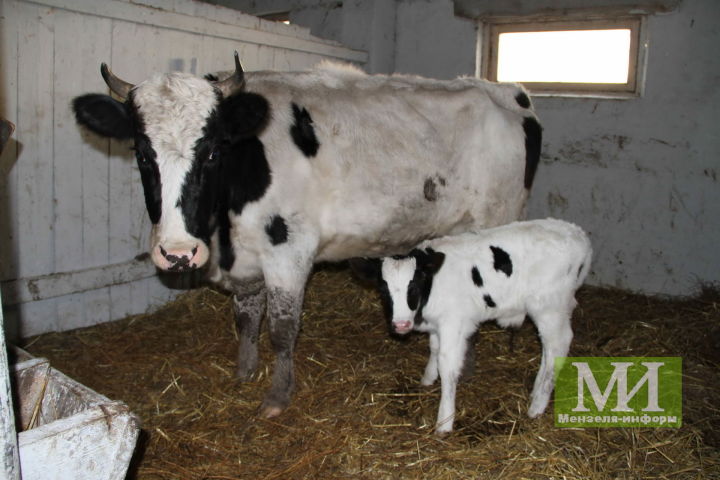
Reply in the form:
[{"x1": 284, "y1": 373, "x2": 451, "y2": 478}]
[
  {"x1": 213, "y1": 51, "x2": 245, "y2": 96},
  {"x1": 101, "y1": 63, "x2": 134, "y2": 99}
]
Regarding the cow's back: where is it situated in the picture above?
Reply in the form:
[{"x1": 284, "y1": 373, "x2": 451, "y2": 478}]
[{"x1": 241, "y1": 66, "x2": 539, "y2": 261}]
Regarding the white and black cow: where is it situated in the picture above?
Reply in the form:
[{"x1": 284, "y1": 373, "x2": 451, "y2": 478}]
[
  {"x1": 72, "y1": 53, "x2": 542, "y2": 418},
  {"x1": 365, "y1": 218, "x2": 592, "y2": 433}
]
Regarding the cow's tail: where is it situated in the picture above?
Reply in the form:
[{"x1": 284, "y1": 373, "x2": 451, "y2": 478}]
[{"x1": 482, "y1": 82, "x2": 542, "y2": 190}]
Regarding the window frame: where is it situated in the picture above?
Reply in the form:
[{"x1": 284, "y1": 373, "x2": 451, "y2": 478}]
[{"x1": 481, "y1": 15, "x2": 645, "y2": 97}]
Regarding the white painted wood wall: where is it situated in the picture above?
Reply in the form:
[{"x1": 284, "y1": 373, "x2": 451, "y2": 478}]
[{"x1": 0, "y1": 0, "x2": 367, "y2": 338}]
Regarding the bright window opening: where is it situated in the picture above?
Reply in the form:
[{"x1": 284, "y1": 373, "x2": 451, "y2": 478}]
[
  {"x1": 498, "y1": 30, "x2": 631, "y2": 83},
  {"x1": 483, "y1": 17, "x2": 643, "y2": 96}
]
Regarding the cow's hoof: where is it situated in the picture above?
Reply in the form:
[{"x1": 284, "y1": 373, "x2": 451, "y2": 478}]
[
  {"x1": 235, "y1": 368, "x2": 256, "y2": 382},
  {"x1": 260, "y1": 405, "x2": 284, "y2": 418}
]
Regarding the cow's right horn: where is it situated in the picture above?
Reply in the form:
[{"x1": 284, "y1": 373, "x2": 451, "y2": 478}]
[
  {"x1": 213, "y1": 51, "x2": 245, "y2": 97},
  {"x1": 101, "y1": 63, "x2": 135, "y2": 99}
]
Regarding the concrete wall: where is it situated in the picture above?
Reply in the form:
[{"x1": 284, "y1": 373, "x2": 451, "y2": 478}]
[
  {"x1": 528, "y1": 0, "x2": 720, "y2": 296},
  {"x1": 202, "y1": 0, "x2": 720, "y2": 297}
]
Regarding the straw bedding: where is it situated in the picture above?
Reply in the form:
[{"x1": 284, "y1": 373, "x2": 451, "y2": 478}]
[{"x1": 23, "y1": 264, "x2": 720, "y2": 479}]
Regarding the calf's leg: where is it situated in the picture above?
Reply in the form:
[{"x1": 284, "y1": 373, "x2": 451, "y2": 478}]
[
  {"x1": 527, "y1": 308, "x2": 573, "y2": 418},
  {"x1": 421, "y1": 332, "x2": 440, "y2": 386},
  {"x1": 435, "y1": 324, "x2": 468, "y2": 433}
]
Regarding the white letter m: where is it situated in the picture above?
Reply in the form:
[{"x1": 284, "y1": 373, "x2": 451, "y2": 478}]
[{"x1": 572, "y1": 361, "x2": 665, "y2": 412}]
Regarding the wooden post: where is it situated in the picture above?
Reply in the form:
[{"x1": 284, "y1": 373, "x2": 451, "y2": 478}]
[
  {"x1": 0, "y1": 118, "x2": 20, "y2": 480},
  {"x1": 0, "y1": 294, "x2": 20, "y2": 480}
]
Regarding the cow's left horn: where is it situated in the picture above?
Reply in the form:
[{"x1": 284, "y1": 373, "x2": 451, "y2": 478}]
[
  {"x1": 213, "y1": 51, "x2": 245, "y2": 96},
  {"x1": 101, "y1": 63, "x2": 135, "y2": 99}
]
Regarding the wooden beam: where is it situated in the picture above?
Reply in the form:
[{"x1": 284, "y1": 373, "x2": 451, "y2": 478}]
[
  {"x1": 24, "y1": 0, "x2": 368, "y2": 63},
  {"x1": 0, "y1": 256, "x2": 157, "y2": 306}
]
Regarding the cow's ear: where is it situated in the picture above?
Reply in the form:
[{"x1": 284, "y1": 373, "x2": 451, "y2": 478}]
[
  {"x1": 348, "y1": 257, "x2": 382, "y2": 286},
  {"x1": 72, "y1": 94, "x2": 134, "y2": 140},
  {"x1": 219, "y1": 92, "x2": 269, "y2": 139},
  {"x1": 419, "y1": 248, "x2": 445, "y2": 276}
]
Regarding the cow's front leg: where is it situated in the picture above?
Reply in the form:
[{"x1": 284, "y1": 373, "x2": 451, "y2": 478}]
[
  {"x1": 232, "y1": 282, "x2": 267, "y2": 381},
  {"x1": 259, "y1": 234, "x2": 316, "y2": 418},
  {"x1": 260, "y1": 285, "x2": 305, "y2": 418}
]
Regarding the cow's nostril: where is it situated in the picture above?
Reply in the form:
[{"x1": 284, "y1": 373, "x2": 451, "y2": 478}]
[
  {"x1": 191, "y1": 246, "x2": 198, "y2": 256},
  {"x1": 160, "y1": 246, "x2": 168, "y2": 258}
]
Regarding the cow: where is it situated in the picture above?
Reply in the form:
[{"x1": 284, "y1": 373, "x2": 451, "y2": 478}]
[
  {"x1": 72, "y1": 53, "x2": 542, "y2": 418},
  {"x1": 366, "y1": 218, "x2": 592, "y2": 433}
]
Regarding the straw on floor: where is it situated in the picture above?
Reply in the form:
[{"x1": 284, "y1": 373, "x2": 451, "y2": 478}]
[{"x1": 22, "y1": 265, "x2": 720, "y2": 479}]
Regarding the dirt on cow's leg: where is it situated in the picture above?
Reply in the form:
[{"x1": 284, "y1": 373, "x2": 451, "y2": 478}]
[
  {"x1": 260, "y1": 287, "x2": 303, "y2": 418},
  {"x1": 233, "y1": 284, "x2": 267, "y2": 381}
]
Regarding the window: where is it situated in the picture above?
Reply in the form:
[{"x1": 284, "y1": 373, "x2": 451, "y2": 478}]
[{"x1": 481, "y1": 17, "x2": 644, "y2": 96}]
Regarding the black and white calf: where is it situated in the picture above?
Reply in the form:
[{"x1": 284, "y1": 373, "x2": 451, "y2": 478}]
[
  {"x1": 370, "y1": 218, "x2": 592, "y2": 433},
  {"x1": 72, "y1": 54, "x2": 541, "y2": 418}
]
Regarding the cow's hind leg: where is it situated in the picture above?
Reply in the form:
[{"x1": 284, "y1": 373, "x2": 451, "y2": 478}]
[{"x1": 232, "y1": 280, "x2": 267, "y2": 381}]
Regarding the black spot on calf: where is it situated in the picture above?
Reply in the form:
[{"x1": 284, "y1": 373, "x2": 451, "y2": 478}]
[
  {"x1": 290, "y1": 103, "x2": 320, "y2": 157},
  {"x1": 523, "y1": 116, "x2": 542, "y2": 190},
  {"x1": 265, "y1": 215, "x2": 289, "y2": 246},
  {"x1": 483, "y1": 294, "x2": 497, "y2": 308},
  {"x1": 471, "y1": 266, "x2": 483, "y2": 287},
  {"x1": 490, "y1": 246, "x2": 513, "y2": 277},
  {"x1": 515, "y1": 91, "x2": 531, "y2": 109}
]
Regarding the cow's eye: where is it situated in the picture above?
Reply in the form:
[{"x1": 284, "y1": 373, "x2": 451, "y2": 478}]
[
  {"x1": 134, "y1": 150, "x2": 147, "y2": 165},
  {"x1": 208, "y1": 149, "x2": 219, "y2": 162}
]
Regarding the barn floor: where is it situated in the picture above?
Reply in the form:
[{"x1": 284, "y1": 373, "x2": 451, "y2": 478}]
[{"x1": 22, "y1": 265, "x2": 720, "y2": 479}]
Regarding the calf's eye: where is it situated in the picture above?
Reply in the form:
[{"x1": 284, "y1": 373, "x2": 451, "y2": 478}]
[{"x1": 407, "y1": 281, "x2": 420, "y2": 310}]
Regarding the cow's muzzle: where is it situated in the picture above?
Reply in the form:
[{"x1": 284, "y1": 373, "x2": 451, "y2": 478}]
[{"x1": 152, "y1": 243, "x2": 208, "y2": 272}]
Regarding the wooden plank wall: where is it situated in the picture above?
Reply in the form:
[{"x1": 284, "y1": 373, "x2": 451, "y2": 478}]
[{"x1": 0, "y1": 0, "x2": 367, "y2": 338}]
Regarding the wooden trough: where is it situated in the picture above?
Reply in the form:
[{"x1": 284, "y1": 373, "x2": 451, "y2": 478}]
[{"x1": 11, "y1": 351, "x2": 140, "y2": 480}]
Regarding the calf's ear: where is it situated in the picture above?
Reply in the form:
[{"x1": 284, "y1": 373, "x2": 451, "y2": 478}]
[
  {"x1": 72, "y1": 94, "x2": 134, "y2": 140},
  {"x1": 348, "y1": 258, "x2": 382, "y2": 286},
  {"x1": 418, "y1": 248, "x2": 445, "y2": 275},
  {"x1": 219, "y1": 92, "x2": 269, "y2": 140}
]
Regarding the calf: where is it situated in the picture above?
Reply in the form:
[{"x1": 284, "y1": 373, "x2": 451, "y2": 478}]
[{"x1": 369, "y1": 218, "x2": 592, "y2": 433}]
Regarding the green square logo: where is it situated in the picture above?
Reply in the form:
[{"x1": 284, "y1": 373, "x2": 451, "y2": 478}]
[{"x1": 554, "y1": 357, "x2": 682, "y2": 427}]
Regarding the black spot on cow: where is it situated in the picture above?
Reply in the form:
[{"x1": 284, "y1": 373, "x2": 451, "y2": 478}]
[
  {"x1": 523, "y1": 116, "x2": 542, "y2": 190},
  {"x1": 181, "y1": 98, "x2": 272, "y2": 245},
  {"x1": 218, "y1": 210, "x2": 235, "y2": 271},
  {"x1": 515, "y1": 91, "x2": 531, "y2": 109},
  {"x1": 204, "y1": 73, "x2": 219, "y2": 82},
  {"x1": 490, "y1": 246, "x2": 513, "y2": 277},
  {"x1": 126, "y1": 93, "x2": 163, "y2": 225},
  {"x1": 290, "y1": 103, "x2": 320, "y2": 157},
  {"x1": 265, "y1": 215, "x2": 289, "y2": 246},
  {"x1": 423, "y1": 177, "x2": 438, "y2": 201},
  {"x1": 471, "y1": 266, "x2": 483, "y2": 287},
  {"x1": 483, "y1": 294, "x2": 497, "y2": 308}
]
